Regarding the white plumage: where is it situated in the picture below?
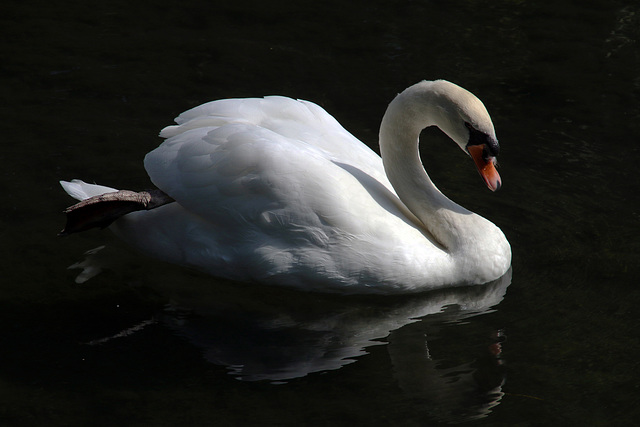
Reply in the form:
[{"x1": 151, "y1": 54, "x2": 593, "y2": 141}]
[{"x1": 61, "y1": 80, "x2": 511, "y2": 294}]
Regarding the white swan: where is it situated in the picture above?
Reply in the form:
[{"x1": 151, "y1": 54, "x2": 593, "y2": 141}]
[{"x1": 60, "y1": 80, "x2": 511, "y2": 294}]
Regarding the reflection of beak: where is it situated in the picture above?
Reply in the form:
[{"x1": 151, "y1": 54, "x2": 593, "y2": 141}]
[{"x1": 468, "y1": 145, "x2": 502, "y2": 191}]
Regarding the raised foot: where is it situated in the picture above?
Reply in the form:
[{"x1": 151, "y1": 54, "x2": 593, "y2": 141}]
[{"x1": 59, "y1": 189, "x2": 174, "y2": 236}]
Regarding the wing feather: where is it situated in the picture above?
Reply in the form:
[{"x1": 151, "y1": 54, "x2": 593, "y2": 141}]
[{"x1": 144, "y1": 96, "x2": 420, "y2": 254}]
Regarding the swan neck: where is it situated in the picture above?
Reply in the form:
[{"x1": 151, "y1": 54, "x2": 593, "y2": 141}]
[{"x1": 379, "y1": 84, "x2": 468, "y2": 250}]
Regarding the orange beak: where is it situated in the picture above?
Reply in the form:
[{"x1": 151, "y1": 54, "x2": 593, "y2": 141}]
[{"x1": 468, "y1": 145, "x2": 502, "y2": 191}]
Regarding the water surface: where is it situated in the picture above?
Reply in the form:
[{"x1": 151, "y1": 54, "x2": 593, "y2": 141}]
[{"x1": 2, "y1": 0, "x2": 639, "y2": 425}]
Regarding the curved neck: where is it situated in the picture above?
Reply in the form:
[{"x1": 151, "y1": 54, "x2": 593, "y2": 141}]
[{"x1": 379, "y1": 84, "x2": 471, "y2": 251}]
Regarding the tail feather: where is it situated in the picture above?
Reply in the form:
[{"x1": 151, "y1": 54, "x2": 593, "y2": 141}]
[{"x1": 60, "y1": 179, "x2": 119, "y2": 201}]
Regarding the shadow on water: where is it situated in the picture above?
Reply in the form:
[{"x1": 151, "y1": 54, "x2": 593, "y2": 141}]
[{"x1": 54, "y1": 245, "x2": 511, "y2": 423}]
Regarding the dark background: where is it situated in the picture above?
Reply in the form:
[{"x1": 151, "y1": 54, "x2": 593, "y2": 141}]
[{"x1": 2, "y1": 0, "x2": 639, "y2": 425}]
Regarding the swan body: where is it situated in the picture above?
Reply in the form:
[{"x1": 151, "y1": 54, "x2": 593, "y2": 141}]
[{"x1": 61, "y1": 80, "x2": 511, "y2": 294}]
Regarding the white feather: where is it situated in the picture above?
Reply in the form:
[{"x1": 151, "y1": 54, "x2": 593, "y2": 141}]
[{"x1": 61, "y1": 81, "x2": 511, "y2": 294}]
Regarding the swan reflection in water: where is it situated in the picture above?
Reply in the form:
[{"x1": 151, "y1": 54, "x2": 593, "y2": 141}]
[{"x1": 74, "y1": 248, "x2": 510, "y2": 423}]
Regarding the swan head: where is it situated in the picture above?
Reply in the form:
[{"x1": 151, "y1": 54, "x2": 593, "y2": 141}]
[{"x1": 424, "y1": 80, "x2": 502, "y2": 191}]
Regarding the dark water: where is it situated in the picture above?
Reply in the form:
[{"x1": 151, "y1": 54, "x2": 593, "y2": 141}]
[{"x1": 2, "y1": 0, "x2": 639, "y2": 425}]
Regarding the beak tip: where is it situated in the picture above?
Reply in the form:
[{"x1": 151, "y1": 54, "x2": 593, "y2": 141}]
[{"x1": 490, "y1": 178, "x2": 502, "y2": 192}]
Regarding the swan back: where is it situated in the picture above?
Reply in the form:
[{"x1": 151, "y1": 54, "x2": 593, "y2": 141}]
[{"x1": 158, "y1": 96, "x2": 389, "y2": 186}]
